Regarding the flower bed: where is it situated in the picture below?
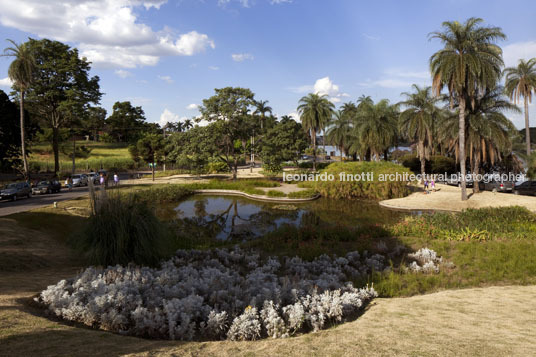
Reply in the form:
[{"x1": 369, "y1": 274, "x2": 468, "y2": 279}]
[
  {"x1": 37, "y1": 248, "x2": 386, "y2": 340},
  {"x1": 37, "y1": 247, "x2": 444, "y2": 340}
]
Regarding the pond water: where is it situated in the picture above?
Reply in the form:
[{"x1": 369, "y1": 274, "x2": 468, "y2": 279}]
[{"x1": 159, "y1": 194, "x2": 408, "y2": 241}]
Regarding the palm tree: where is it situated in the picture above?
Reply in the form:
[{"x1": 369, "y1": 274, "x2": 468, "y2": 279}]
[
  {"x1": 2, "y1": 39, "x2": 35, "y2": 180},
  {"x1": 504, "y1": 58, "x2": 536, "y2": 156},
  {"x1": 326, "y1": 110, "x2": 352, "y2": 161},
  {"x1": 183, "y1": 119, "x2": 193, "y2": 131},
  {"x1": 350, "y1": 99, "x2": 398, "y2": 161},
  {"x1": 398, "y1": 85, "x2": 441, "y2": 177},
  {"x1": 297, "y1": 93, "x2": 335, "y2": 170},
  {"x1": 429, "y1": 17, "x2": 506, "y2": 200},
  {"x1": 254, "y1": 100, "x2": 272, "y2": 130},
  {"x1": 438, "y1": 86, "x2": 519, "y2": 193}
]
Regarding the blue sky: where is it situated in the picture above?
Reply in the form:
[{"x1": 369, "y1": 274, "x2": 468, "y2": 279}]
[{"x1": 0, "y1": 0, "x2": 535, "y2": 128}]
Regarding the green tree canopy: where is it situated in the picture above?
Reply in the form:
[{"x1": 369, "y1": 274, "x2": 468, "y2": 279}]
[
  {"x1": 199, "y1": 87, "x2": 256, "y2": 179},
  {"x1": 24, "y1": 38, "x2": 102, "y2": 173},
  {"x1": 106, "y1": 101, "x2": 147, "y2": 143},
  {"x1": 261, "y1": 116, "x2": 309, "y2": 171}
]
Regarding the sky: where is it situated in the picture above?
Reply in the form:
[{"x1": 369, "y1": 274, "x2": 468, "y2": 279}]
[{"x1": 0, "y1": 0, "x2": 535, "y2": 129}]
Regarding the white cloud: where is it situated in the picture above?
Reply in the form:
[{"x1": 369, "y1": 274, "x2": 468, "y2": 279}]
[
  {"x1": 114, "y1": 69, "x2": 133, "y2": 78},
  {"x1": 287, "y1": 111, "x2": 300, "y2": 121},
  {"x1": 289, "y1": 77, "x2": 349, "y2": 103},
  {"x1": 159, "y1": 108, "x2": 185, "y2": 127},
  {"x1": 231, "y1": 53, "x2": 254, "y2": 62},
  {"x1": 362, "y1": 33, "x2": 380, "y2": 41},
  {"x1": 158, "y1": 75, "x2": 174, "y2": 83},
  {"x1": 186, "y1": 103, "x2": 199, "y2": 110},
  {"x1": 503, "y1": 41, "x2": 536, "y2": 68},
  {"x1": 208, "y1": 66, "x2": 219, "y2": 70},
  {"x1": 0, "y1": 77, "x2": 13, "y2": 87},
  {"x1": 271, "y1": 0, "x2": 292, "y2": 3},
  {"x1": 0, "y1": 0, "x2": 215, "y2": 68}
]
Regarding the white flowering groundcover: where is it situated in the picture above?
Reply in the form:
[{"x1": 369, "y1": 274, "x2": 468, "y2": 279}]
[{"x1": 37, "y1": 247, "x2": 442, "y2": 341}]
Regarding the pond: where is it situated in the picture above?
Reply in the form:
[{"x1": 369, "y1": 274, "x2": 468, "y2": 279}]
[{"x1": 159, "y1": 194, "x2": 408, "y2": 241}]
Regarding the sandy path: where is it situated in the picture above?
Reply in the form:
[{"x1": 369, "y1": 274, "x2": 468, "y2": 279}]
[{"x1": 380, "y1": 183, "x2": 536, "y2": 212}]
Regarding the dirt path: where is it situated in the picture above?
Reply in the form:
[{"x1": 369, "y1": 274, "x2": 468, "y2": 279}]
[{"x1": 380, "y1": 183, "x2": 536, "y2": 212}]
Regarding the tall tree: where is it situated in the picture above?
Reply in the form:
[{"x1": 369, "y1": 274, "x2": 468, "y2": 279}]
[
  {"x1": 429, "y1": 17, "x2": 505, "y2": 200},
  {"x1": 133, "y1": 133, "x2": 164, "y2": 181},
  {"x1": 399, "y1": 85, "x2": 441, "y2": 177},
  {"x1": 326, "y1": 110, "x2": 352, "y2": 161},
  {"x1": 199, "y1": 87, "x2": 256, "y2": 179},
  {"x1": 85, "y1": 106, "x2": 106, "y2": 141},
  {"x1": 254, "y1": 100, "x2": 272, "y2": 130},
  {"x1": 297, "y1": 93, "x2": 335, "y2": 170},
  {"x1": 438, "y1": 86, "x2": 519, "y2": 192},
  {"x1": 24, "y1": 39, "x2": 101, "y2": 173},
  {"x1": 2, "y1": 39, "x2": 36, "y2": 179},
  {"x1": 350, "y1": 99, "x2": 398, "y2": 161},
  {"x1": 106, "y1": 101, "x2": 147, "y2": 142},
  {"x1": 261, "y1": 116, "x2": 309, "y2": 170},
  {"x1": 504, "y1": 58, "x2": 536, "y2": 156}
]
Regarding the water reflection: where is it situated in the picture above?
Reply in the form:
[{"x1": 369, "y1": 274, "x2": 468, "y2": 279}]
[{"x1": 161, "y1": 194, "x2": 406, "y2": 241}]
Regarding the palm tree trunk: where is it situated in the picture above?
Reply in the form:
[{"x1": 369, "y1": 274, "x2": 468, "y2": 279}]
[
  {"x1": 525, "y1": 97, "x2": 531, "y2": 156},
  {"x1": 19, "y1": 90, "x2": 29, "y2": 180},
  {"x1": 473, "y1": 152, "x2": 480, "y2": 194},
  {"x1": 312, "y1": 129, "x2": 317, "y2": 171},
  {"x1": 419, "y1": 141, "x2": 426, "y2": 178},
  {"x1": 459, "y1": 99, "x2": 468, "y2": 201},
  {"x1": 152, "y1": 152, "x2": 155, "y2": 181}
]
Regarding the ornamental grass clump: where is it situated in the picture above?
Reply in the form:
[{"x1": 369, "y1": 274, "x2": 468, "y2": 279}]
[
  {"x1": 38, "y1": 247, "x2": 380, "y2": 341},
  {"x1": 314, "y1": 162, "x2": 411, "y2": 200},
  {"x1": 74, "y1": 187, "x2": 168, "y2": 267}
]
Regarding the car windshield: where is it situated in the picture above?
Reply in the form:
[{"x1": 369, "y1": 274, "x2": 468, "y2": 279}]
[
  {"x1": 5, "y1": 183, "x2": 17, "y2": 189},
  {"x1": 38, "y1": 181, "x2": 49, "y2": 185},
  {"x1": 73, "y1": 175, "x2": 81, "y2": 179}
]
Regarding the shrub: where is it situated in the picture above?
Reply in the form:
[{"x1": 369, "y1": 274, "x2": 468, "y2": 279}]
[
  {"x1": 73, "y1": 188, "x2": 168, "y2": 266},
  {"x1": 287, "y1": 189, "x2": 317, "y2": 199},
  {"x1": 401, "y1": 154, "x2": 456, "y2": 175},
  {"x1": 391, "y1": 206, "x2": 536, "y2": 240},
  {"x1": 131, "y1": 185, "x2": 192, "y2": 203},
  {"x1": 314, "y1": 162, "x2": 411, "y2": 200},
  {"x1": 266, "y1": 190, "x2": 286, "y2": 197}
]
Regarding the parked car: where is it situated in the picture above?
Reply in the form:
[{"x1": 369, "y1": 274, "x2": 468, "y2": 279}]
[
  {"x1": 479, "y1": 179, "x2": 514, "y2": 193},
  {"x1": 445, "y1": 175, "x2": 474, "y2": 188},
  {"x1": 87, "y1": 172, "x2": 99, "y2": 184},
  {"x1": 32, "y1": 180, "x2": 61, "y2": 194},
  {"x1": 65, "y1": 174, "x2": 88, "y2": 187},
  {"x1": 513, "y1": 181, "x2": 536, "y2": 196},
  {"x1": 0, "y1": 182, "x2": 32, "y2": 201}
]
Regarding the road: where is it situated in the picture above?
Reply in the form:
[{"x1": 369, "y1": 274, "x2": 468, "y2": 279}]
[{"x1": 0, "y1": 186, "x2": 91, "y2": 217}]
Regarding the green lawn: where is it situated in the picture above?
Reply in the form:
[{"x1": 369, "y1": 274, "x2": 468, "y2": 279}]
[{"x1": 28, "y1": 141, "x2": 136, "y2": 173}]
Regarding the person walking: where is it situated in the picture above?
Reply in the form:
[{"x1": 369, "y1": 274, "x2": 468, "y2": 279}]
[
  {"x1": 99, "y1": 173, "x2": 105, "y2": 186},
  {"x1": 113, "y1": 173, "x2": 119, "y2": 186},
  {"x1": 431, "y1": 178, "x2": 436, "y2": 192},
  {"x1": 67, "y1": 176, "x2": 73, "y2": 192},
  {"x1": 424, "y1": 179, "x2": 429, "y2": 194}
]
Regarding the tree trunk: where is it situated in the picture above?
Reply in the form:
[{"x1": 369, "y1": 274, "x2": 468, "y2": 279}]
[
  {"x1": 233, "y1": 156, "x2": 238, "y2": 180},
  {"x1": 340, "y1": 145, "x2": 344, "y2": 162},
  {"x1": 52, "y1": 126, "x2": 60, "y2": 174},
  {"x1": 384, "y1": 149, "x2": 389, "y2": 161},
  {"x1": 152, "y1": 154, "x2": 155, "y2": 182},
  {"x1": 312, "y1": 129, "x2": 317, "y2": 171},
  {"x1": 418, "y1": 141, "x2": 425, "y2": 178},
  {"x1": 459, "y1": 99, "x2": 468, "y2": 201},
  {"x1": 525, "y1": 97, "x2": 531, "y2": 156},
  {"x1": 473, "y1": 152, "x2": 480, "y2": 194},
  {"x1": 19, "y1": 91, "x2": 29, "y2": 180}
]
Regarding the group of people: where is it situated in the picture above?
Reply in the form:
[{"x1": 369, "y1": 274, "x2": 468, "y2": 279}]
[{"x1": 423, "y1": 178, "x2": 436, "y2": 194}]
